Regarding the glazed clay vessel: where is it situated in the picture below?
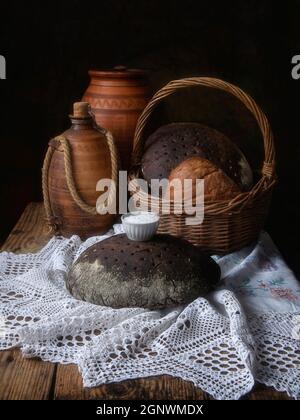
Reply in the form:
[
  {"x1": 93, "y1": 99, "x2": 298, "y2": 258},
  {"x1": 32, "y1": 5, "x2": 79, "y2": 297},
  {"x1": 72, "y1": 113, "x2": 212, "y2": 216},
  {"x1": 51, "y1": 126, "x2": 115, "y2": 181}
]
[
  {"x1": 42, "y1": 102, "x2": 117, "y2": 239},
  {"x1": 82, "y1": 66, "x2": 150, "y2": 170}
]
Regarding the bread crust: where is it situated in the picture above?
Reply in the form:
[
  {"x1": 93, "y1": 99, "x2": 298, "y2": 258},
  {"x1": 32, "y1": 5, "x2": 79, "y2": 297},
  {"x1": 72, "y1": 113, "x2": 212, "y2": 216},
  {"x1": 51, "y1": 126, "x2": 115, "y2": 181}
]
[{"x1": 168, "y1": 156, "x2": 241, "y2": 201}]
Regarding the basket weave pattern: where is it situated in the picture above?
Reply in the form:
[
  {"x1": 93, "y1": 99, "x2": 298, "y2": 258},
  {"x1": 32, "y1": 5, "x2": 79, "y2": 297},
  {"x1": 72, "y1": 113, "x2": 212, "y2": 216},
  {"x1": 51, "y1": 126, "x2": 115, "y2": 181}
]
[{"x1": 130, "y1": 77, "x2": 276, "y2": 253}]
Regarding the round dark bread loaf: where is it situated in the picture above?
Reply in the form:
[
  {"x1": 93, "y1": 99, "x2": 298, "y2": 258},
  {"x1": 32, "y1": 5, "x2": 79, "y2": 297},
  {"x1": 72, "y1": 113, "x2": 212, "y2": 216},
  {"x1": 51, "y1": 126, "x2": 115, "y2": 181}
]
[
  {"x1": 67, "y1": 234, "x2": 220, "y2": 309},
  {"x1": 141, "y1": 122, "x2": 253, "y2": 191}
]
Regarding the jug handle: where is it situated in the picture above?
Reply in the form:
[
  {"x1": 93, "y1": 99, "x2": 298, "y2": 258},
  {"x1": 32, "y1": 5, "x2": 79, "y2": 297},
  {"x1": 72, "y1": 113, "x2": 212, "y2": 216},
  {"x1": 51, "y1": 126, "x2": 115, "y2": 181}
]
[{"x1": 42, "y1": 130, "x2": 119, "y2": 232}]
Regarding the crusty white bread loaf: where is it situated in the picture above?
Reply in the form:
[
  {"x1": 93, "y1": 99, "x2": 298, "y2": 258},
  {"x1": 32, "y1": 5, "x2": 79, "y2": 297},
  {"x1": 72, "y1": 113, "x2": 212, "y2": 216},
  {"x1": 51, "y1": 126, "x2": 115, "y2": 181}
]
[{"x1": 168, "y1": 156, "x2": 241, "y2": 202}]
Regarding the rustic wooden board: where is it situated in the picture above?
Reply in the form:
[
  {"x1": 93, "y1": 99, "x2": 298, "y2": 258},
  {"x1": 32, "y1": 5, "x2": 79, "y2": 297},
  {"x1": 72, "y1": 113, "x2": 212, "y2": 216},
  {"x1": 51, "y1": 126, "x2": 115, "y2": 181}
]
[
  {"x1": 1, "y1": 202, "x2": 50, "y2": 254},
  {"x1": 0, "y1": 202, "x2": 290, "y2": 400},
  {"x1": 54, "y1": 365, "x2": 211, "y2": 400},
  {"x1": 0, "y1": 349, "x2": 55, "y2": 400}
]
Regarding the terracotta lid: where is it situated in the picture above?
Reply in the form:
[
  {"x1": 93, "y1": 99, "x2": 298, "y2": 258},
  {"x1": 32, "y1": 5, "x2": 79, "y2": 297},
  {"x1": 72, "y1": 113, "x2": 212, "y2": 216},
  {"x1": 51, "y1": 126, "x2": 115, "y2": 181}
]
[{"x1": 88, "y1": 65, "x2": 148, "y2": 79}]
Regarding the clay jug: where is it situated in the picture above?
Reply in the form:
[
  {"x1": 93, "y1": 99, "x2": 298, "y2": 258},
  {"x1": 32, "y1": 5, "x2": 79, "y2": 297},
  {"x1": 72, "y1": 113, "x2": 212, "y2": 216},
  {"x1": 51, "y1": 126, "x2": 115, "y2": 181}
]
[
  {"x1": 42, "y1": 102, "x2": 118, "y2": 239},
  {"x1": 82, "y1": 66, "x2": 150, "y2": 170}
]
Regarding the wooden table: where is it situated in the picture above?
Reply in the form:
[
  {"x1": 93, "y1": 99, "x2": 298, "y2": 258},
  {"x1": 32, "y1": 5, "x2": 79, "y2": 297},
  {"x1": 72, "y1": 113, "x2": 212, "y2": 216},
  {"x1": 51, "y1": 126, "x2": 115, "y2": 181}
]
[{"x1": 0, "y1": 203, "x2": 290, "y2": 400}]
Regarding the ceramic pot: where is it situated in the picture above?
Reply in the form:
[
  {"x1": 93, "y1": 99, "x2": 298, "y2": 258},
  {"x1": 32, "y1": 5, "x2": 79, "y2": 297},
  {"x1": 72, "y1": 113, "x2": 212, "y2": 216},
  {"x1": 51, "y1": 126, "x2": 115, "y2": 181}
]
[{"x1": 82, "y1": 66, "x2": 150, "y2": 170}]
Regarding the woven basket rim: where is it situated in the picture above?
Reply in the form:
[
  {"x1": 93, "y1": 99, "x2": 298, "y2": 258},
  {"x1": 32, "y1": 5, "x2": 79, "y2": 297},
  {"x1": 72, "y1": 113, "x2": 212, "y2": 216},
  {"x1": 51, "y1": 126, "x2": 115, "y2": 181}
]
[
  {"x1": 129, "y1": 76, "x2": 277, "y2": 217},
  {"x1": 129, "y1": 169, "x2": 276, "y2": 215}
]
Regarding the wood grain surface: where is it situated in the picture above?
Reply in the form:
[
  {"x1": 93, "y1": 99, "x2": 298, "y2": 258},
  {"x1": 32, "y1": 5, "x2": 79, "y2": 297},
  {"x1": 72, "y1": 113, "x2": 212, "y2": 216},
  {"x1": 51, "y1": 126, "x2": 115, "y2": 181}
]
[{"x1": 0, "y1": 203, "x2": 290, "y2": 400}]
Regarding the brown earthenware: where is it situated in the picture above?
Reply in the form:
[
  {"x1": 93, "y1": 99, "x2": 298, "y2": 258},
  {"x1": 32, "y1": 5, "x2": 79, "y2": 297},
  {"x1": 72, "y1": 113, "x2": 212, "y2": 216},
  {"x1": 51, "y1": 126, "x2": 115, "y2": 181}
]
[
  {"x1": 82, "y1": 66, "x2": 150, "y2": 170},
  {"x1": 44, "y1": 102, "x2": 116, "y2": 238}
]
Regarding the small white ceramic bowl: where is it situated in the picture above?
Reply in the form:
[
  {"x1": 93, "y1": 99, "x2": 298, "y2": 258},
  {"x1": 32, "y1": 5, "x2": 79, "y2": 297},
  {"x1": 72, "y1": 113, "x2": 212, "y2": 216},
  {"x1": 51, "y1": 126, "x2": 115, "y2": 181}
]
[{"x1": 121, "y1": 211, "x2": 160, "y2": 241}]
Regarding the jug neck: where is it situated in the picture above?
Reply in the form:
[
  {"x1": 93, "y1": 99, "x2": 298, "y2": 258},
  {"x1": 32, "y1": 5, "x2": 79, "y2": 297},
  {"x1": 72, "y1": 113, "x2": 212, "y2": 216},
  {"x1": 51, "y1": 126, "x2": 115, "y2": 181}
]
[{"x1": 70, "y1": 115, "x2": 94, "y2": 130}]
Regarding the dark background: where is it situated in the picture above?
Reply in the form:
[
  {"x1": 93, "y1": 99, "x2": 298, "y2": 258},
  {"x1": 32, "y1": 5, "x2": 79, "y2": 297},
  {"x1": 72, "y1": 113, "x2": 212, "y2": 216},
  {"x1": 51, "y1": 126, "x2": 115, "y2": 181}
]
[{"x1": 0, "y1": 0, "x2": 299, "y2": 274}]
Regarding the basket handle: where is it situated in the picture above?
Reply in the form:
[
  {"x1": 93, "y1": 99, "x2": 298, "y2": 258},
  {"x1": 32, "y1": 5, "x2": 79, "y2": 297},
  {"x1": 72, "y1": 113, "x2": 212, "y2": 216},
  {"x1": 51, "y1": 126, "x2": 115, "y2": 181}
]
[{"x1": 132, "y1": 77, "x2": 275, "y2": 178}]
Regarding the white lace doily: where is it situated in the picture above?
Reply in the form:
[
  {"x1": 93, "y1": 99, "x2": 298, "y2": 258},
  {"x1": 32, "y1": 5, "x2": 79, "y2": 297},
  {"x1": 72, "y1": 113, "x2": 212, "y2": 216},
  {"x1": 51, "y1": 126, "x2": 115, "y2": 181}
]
[{"x1": 0, "y1": 226, "x2": 300, "y2": 400}]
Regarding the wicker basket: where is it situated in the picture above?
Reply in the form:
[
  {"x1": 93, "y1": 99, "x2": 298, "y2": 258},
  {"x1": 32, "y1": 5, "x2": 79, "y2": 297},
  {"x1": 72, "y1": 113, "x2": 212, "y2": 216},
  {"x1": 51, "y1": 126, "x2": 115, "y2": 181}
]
[{"x1": 130, "y1": 77, "x2": 276, "y2": 254}]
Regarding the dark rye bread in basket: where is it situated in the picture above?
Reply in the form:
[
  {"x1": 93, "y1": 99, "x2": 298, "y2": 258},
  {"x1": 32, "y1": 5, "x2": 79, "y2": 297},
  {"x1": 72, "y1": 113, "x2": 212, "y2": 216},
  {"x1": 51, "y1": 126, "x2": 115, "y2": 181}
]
[
  {"x1": 130, "y1": 77, "x2": 277, "y2": 254},
  {"x1": 141, "y1": 122, "x2": 253, "y2": 191},
  {"x1": 67, "y1": 234, "x2": 220, "y2": 309}
]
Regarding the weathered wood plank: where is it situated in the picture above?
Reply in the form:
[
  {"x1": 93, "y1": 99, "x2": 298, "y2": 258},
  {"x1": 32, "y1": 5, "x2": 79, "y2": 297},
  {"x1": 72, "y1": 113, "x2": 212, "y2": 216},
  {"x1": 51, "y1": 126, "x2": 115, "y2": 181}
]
[
  {"x1": 1, "y1": 202, "x2": 50, "y2": 253},
  {"x1": 54, "y1": 365, "x2": 290, "y2": 400},
  {"x1": 0, "y1": 349, "x2": 56, "y2": 400},
  {"x1": 54, "y1": 365, "x2": 211, "y2": 400},
  {"x1": 0, "y1": 202, "x2": 291, "y2": 400},
  {"x1": 245, "y1": 384, "x2": 290, "y2": 400}
]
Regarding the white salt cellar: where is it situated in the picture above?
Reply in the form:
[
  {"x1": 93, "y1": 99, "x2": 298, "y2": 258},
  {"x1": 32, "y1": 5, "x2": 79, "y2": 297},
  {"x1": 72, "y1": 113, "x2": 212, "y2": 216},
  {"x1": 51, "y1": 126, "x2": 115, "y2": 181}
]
[{"x1": 121, "y1": 211, "x2": 160, "y2": 241}]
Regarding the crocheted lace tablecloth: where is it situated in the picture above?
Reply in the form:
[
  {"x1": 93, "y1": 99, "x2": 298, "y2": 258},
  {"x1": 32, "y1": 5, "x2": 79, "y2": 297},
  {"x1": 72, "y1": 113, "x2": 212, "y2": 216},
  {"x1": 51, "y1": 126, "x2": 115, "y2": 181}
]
[{"x1": 0, "y1": 226, "x2": 300, "y2": 400}]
